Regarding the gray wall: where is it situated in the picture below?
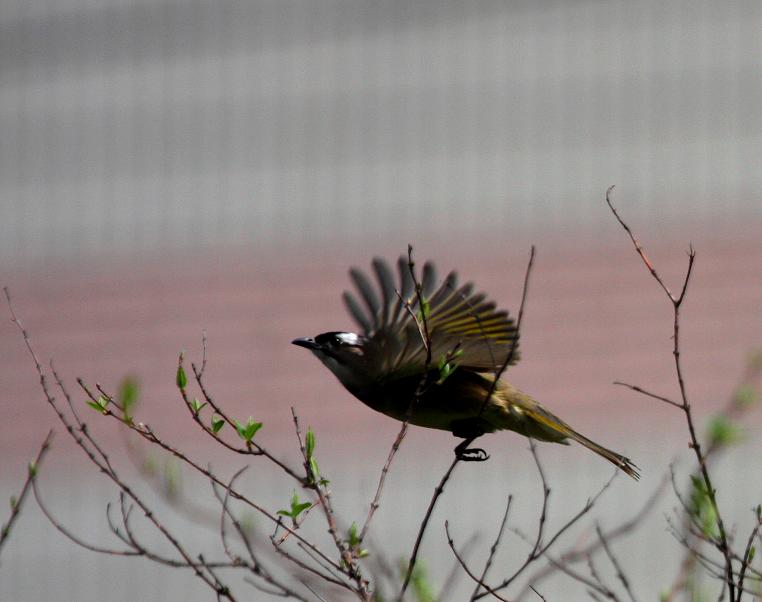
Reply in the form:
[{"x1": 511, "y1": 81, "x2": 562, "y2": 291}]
[{"x1": 2, "y1": 0, "x2": 760, "y2": 265}]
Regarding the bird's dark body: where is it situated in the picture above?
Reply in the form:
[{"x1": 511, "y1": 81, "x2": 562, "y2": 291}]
[{"x1": 347, "y1": 368, "x2": 569, "y2": 444}]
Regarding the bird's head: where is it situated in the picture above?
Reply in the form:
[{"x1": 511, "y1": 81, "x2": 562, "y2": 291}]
[{"x1": 292, "y1": 331, "x2": 375, "y2": 392}]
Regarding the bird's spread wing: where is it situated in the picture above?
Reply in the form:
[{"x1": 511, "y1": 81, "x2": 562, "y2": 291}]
[{"x1": 342, "y1": 257, "x2": 520, "y2": 376}]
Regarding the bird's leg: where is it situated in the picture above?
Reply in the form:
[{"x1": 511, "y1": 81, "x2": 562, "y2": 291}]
[
  {"x1": 451, "y1": 419, "x2": 490, "y2": 461},
  {"x1": 453, "y1": 437, "x2": 489, "y2": 462}
]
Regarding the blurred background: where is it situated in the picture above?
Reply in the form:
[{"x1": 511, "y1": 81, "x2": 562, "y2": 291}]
[{"x1": 1, "y1": 1, "x2": 760, "y2": 600}]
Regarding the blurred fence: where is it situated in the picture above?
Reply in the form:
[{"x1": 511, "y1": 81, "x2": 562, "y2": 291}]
[{"x1": 1, "y1": 0, "x2": 761, "y2": 265}]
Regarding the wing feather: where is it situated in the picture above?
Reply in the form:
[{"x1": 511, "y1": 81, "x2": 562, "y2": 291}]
[
  {"x1": 342, "y1": 291, "x2": 372, "y2": 333},
  {"x1": 344, "y1": 257, "x2": 520, "y2": 376},
  {"x1": 349, "y1": 267, "x2": 381, "y2": 330}
]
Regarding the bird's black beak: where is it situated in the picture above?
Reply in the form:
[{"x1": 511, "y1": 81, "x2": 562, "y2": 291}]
[{"x1": 292, "y1": 337, "x2": 319, "y2": 350}]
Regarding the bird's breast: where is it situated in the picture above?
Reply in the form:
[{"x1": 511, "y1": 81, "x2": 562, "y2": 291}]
[{"x1": 348, "y1": 369, "x2": 503, "y2": 432}]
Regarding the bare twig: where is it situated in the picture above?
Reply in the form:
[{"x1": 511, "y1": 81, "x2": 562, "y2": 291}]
[
  {"x1": 444, "y1": 521, "x2": 513, "y2": 602},
  {"x1": 612, "y1": 381, "x2": 682, "y2": 409},
  {"x1": 478, "y1": 245, "x2": 535, "y2": 418},
  {"x1": 0, "y1": 429, "x2": 54, "y2": 558},
  {"x1": 200, "y1": 329, "x2": 208, "y2": 377},
  {"x1": 595, "y1": 524, "x2": 637, "y2": 602},
  {"x1": 398, "y1": 454, "x2": 461, "y2": 600},
  {"x1": 606, "y1": 186, "x2": 735, "y2": 599},
  {"x1": 737, "y1": 513, "x2": 762, "y2": 599},
  {"x1": 469, "y1": 495, "x2": 514, "y2": 601},
  {"x1": 291, "y1": 408, "x2": 370, "y2": 599},
  {"x1": 586, "y1": 553, "x2": 620, "y2": 601},
  {"x1": 359, "y1": 421, "x2": 408, "y2": 544}
]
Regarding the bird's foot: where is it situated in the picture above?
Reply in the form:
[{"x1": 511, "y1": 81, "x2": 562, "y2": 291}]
[
  {"x1": 454, "y1": 438, "x2": 490, "y2": 462},
  {"x1": 457, "y1": 447, "x2": 490, "y2": 462}
]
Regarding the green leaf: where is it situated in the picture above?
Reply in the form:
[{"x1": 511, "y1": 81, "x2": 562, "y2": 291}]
[
  {"x1": 239, "y1": 511, "x2": 256, "y2": 537},
  {"x1": 748, "y1": 545, "x2": 755, "y2": 563},
  {"x1": 233, "y1": 417, "x2": 263, "y2": 443},
  {"x1": 706, "y1": 415, "x2": 744, "y2": 447},
  {"x1": 347, "y1": 522, "x2": 360, "y2": 547},
  {"x1": 141, "y1": 455, "x2": 158, "y2": 476},
  {"x1": 190, "y1": 398, "x2": 207, "y2": 415},
  {"x1": 86, "y1": 395, "x2": 109, "y2": 414},
  {"x1": 689, "y1": 474, "x2": 718, "y2": 539},
  {"x1": 28, "y1": 461, "x2": 37, "y2": 477},
  {"x1": 10, "y1": 496, "x2": 17, "y2": 510},
  {"x1": 305, "y1": 428, "x2": 315, "y2": 460},
  {"x1": 734, "y1": 384, "x2": 758, "y2": 407},
  {"x1": 278, "y1": 491, "x2": 311, "y2": 520},
  {"x1": 416, "y1": 297, "x2": 431, "y2": 324},
  {"x1": 211, "y1": 415, "x2": 225, "y2": 434},
  {"x1": 163, "y1": 459, "x2": 181, "y2": 501},
  {"x1": 400, "y1": 559, "x2": 435, "y2": 602},
  {"x1": 176, "y1": 362, "x2": 188, "y2": 389},
  {"x1": 436, "y1": 348, "x2": 463, "y2": 384},
  {"x1": 118, "y1": 376, "x2": 139, "y2": 419},
  {"x1": 309, "y1": 457, "x2": 320, "y2": 480}
]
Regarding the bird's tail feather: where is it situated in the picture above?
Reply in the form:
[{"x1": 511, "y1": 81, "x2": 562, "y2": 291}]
[
  {"x1": 563, "y1": 428, "x2": 640, "y2": 480},
  {"x1": 523, "y1": 406, "x2": 640, "y2": 480}
]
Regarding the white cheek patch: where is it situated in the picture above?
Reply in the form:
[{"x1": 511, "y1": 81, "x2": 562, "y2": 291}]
[{"x1": 335, "y1": 332, "x2": 362, "y2": 345}]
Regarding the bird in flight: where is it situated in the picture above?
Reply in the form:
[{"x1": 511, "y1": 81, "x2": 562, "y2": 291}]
[{"x1": 293, "y1": 256, "x2": 639, "y2": 479}]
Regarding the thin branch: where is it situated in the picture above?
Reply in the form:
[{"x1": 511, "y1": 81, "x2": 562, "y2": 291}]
[
  {"x1": 439, "y1": 532, "x2": 480, "y2": 600},
  {"x1": 605, "y1": 186, "x2": 672, "y2": 300},
  {"x1": 0, "y1": 429, "x2": 54, "y2": 558},
  {"x1": 737, "y1": 514, "x2": 762, "y2": 600},
  {"x1": 606, "y1": 186, "x2": 735, "y2": 598},
  {"x1": 290, "y1": 408, "x2": 370, "y2": 599},
  {"x1": 444, "y1": 521, "x2": 513, "y2": 602},
  {"x1": 541, "y1": 549, "x2": 620, "y2": 600},
  {"x1": 613, "y1": 381, "x2": 682, "y2": 409},
  {"x1": 529, "y1": 586, "x2": 547, "y2": 601},
  {"x1": 479, "y1": 245, "x2": 535, "y2": 417},
  {"x1": 270, "y1": 537, "x2": 351, "y2": 591},
  {"x1": 470, "y1": 496, "x2": 514, "y2": 601},
  {"x1": 359, "y1": 420, "x2": 407, "y2": 544},
  {"x1": 586, "y1": 552, "x2": 620, "y2": 601},
  {"x1": 398, "y1": 454, "x2": 461, "y2": 600},
  {"x1": 595, "y1": 524, "x2": 637, "y2": 602},
  {"x1": 200, "y1": 329, "x2": 208, "y2": 378}
]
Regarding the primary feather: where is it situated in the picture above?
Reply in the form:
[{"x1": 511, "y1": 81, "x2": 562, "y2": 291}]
[{"x1": 342, "y1": 256, "x2": 520, "y2": 377}]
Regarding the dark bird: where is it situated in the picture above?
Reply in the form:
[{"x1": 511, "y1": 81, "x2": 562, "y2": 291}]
[{"x1": 293, "y1": 256, "x2": 639, "y2": 479}]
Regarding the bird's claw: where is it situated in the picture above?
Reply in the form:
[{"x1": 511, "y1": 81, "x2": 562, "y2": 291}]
[{"x1": 456, "y1": 447, "x2": 490, "y2": 462}]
